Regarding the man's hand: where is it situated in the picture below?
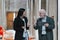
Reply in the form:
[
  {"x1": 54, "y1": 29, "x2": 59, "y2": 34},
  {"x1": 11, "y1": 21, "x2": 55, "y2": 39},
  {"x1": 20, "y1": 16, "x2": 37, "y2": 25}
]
[{"x1": 44, "y1": 23, "x2": 49, "y2": 27}]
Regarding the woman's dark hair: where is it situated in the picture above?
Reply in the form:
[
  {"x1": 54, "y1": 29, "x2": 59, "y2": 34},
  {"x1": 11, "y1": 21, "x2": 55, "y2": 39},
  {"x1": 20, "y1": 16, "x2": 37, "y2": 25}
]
[{"x1": 17, "y1": 8, "x2": 25, "y2": 17}]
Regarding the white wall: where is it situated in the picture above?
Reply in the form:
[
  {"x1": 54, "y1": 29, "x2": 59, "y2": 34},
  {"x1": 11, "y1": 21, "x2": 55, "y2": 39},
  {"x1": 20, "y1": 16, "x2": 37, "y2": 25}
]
[
  {"x1": 58, "y1": 0, "x2": 60, "y2": 40},
  {"x1": 0, "y1": 0, "x2": 6, "y2": 29},
  {"x1": 5, "y1": 0, "x2": 27, "y2": 11}
]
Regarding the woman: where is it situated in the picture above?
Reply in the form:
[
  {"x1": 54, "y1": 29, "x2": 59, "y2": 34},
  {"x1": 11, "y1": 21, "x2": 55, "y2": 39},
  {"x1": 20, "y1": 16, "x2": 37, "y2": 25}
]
[{"x1": 13, "y1": 8, "x2": 29, "y2": 40}]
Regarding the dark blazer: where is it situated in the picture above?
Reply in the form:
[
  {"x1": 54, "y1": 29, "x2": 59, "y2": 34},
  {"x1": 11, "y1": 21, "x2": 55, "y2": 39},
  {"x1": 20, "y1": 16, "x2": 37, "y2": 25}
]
[
  {"x1": 34, "y1": 16, "x2": 55, "y2": 40},
  {"x1": 13, "y1": 16, "x2": 29, "y2": 40}
]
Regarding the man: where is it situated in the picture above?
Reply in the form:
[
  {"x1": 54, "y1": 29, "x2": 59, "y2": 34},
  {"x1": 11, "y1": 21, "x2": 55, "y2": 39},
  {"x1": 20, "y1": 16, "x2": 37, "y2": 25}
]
[{"x1": 34, "y1": 9, "x2": 55, "y2": 40}]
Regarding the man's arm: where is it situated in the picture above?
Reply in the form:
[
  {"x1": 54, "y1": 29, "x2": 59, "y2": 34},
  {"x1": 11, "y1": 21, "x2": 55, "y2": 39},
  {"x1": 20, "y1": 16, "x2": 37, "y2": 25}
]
[
  {"x1": 34, "y1": 19, "x2": 42, "y2": 30},
  {"x1": 45, "y1": 18, "x2": 55, "y2": 30}
]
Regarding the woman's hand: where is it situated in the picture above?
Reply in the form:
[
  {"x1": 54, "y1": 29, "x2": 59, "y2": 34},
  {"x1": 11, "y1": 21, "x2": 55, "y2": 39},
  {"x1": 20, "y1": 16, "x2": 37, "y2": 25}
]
[
  {"x1": 22, "y1": 26, "x2": 25, "y2": 29},
  {"x1": 27, "y1": 25, "x2": 30, "y2": 27}
]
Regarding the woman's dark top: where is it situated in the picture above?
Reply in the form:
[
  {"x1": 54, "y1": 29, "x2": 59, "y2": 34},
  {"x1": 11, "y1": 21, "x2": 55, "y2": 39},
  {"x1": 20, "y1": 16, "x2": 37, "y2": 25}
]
[{"x1": 13, "y1": 16, "x2": 29, "y2": 40}]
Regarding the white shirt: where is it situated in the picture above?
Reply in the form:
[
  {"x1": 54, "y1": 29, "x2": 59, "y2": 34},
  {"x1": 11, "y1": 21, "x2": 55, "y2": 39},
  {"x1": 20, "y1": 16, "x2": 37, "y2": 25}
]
[{"x1": 42, "y1": 17, "x2": 46, "y2": 35}]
